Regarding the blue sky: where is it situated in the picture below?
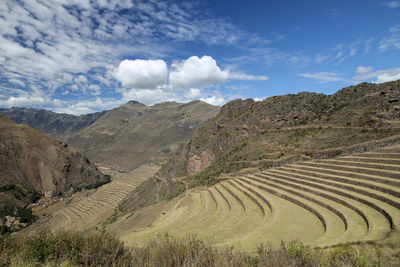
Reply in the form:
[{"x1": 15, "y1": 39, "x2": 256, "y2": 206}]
[{"x1": 0, "y1": 0, "x2": 399, "y2": 114}]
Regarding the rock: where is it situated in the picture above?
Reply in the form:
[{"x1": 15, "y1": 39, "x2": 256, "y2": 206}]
[{"x1": 187, "y1": 150, "x2": 214, "y2": 173}]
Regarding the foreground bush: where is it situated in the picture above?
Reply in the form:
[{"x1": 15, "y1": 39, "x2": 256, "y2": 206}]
[
  {"x1": 0, "y1": 231, "x2": 132, "y2": 266},
  {"x1": 0, "y1": 231, "x2": 398, "y2": 266}
]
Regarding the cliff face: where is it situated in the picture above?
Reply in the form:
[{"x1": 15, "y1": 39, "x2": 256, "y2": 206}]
[{"x1": 0, "y1": 114, "x2": 108, "y2": 217}]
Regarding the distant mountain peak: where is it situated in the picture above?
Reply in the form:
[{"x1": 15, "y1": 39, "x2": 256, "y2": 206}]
[{"x1": 127, "y1": 100, "x2": 145, "y2": 106}]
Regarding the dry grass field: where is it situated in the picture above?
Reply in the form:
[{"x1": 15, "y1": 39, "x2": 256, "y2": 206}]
[{"x1": 117, "y1": 143, "x2": 400, "y2": 251}]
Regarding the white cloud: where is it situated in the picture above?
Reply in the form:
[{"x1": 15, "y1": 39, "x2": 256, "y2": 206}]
[
  {"x1": 376, "y1": 73, "x2": 400, "y2": 83},
  {"x1": 356, "y1": 66, "x2": 373, "y2": 75},
  {"x1": 52, "y1": 98, "x2": 106, "y2": 115},
  {"x1": 186, "y1": 88, "x2": 202, "y2": 99},
  {"x1": 74, "y1": 75, "x2": 88, "y2": 85},
  {"x1": 298, "y1": 72, "x2": 345, "y2": 82},
  {"x1": 113, "y1": 59, "x2": 168, "y2": 89},
  {"x1": 380, "y1": 25, "x2": 400, "y2": 52},
  {"x1": 89, "y1": 84, "x2": 101, "y2": 96},
  {"x1": 200, "y1": 91, "x2": 225, "y2": 106},
  {"x1": 71, "y1": 84, "x2": 79, "y2": 91},
  {"x1": 169, "y1": 56, "x2": 229, "y2": 89},
  {"x1": 0, "y1": 0, "x2": 259, "y2": 110},
  {"x1": 353, "y1": 66, "x2": 400, "y2": 83},
  {"x1": 315, "y1": 54, "x2": 330, "y2": 64},
  {"x1": 0, "y1": 88, "x2": 53, "y2": 107},
  {"x1": 122, "y1": 88, "x2": 176, "y2": 105},
  {"x1": 8, "y1": 79, "x2": 25, "y2": 87},
  {"x1": 384, "y1": 1, "x2": 400, "y2": 8},
  {"x1": 229, "y1": 72, "x2": 269, "y2": 81}
]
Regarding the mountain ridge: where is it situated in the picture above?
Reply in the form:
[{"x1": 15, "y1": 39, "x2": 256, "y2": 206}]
[
  {"x1": 66, "y1": 100, "x2": 220, "y2": 171},
  {"x1": 0, "y1": 107, "x2": 107, "y2": 140}
]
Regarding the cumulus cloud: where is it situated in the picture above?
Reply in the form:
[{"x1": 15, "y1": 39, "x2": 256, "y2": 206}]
[
  {"x1": 253, "y1": 97, "x2": 266, "y2": 102},
  {"x1": 169, "y1": 56, "x2": 229, "y2": 89},
  {"x1": 113, "y1": 59, "x2": 168, "y2": 89},
  {"x1": 200, "y1": 91, "x2": 225, "y2": 106},
  {"x1": 353, "y1": 66, "x2": 400, "y2": 83},
  {"x1": 0, "y1": 0, "x2": 262, "y2": 113},
  {"x1": 298, "y1": 72, "x2": 345, "y2": 82},
  {"x1": 186, "y1": 88, "x2": 202, "y2": 99}
]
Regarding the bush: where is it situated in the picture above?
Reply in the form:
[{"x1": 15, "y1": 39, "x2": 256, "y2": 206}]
[
  {"x1": 0, "y1": 232, "x2": 395, "y2": 266},
  {"x1": 0, "y1": 231, "x2": 133, "y2": 266}
]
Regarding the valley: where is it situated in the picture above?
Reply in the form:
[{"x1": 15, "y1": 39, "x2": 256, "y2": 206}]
[
  {"x1": 1, "y1": 80, "x2": 400, "y2": 265},
  {"x1": 36, "y1": 142, "x2": 400, "y2": 251}
]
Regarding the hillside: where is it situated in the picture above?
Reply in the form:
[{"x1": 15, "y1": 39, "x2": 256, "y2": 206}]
[
  {"x1": 160, "y1": 80, "x2": 400, "y2": 185},
  {"x1": 0, "y1": 107, "x2": 106, "y2": 140},
  {"x1": 117, "y1": 143, "x2": 400, "y2": 250},
  {"x1": 118, "y1": 81, "x2": 400, "y2": 214},
  {"x1": 66, "y1": 100, "x2": 220, "y2": 171},
  {"x1": 0, "y1": 114, "x2": 109, "y2": 232}
]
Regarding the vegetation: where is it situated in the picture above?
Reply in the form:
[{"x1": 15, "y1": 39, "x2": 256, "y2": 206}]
[
  {"x1": 162, "y1": 80, "x2": 400, "y2": 187},
  {"x1": 0, "y1": 231, "x2": 398, "y2": 266},
  {"x1": 0, "y1": 184, "x2": 41, "y2": 233},
  {"x1": 0, "y1": 114, "x2": 109, "y2": 233},
  {"x1": 66, "y1": 100, "x2": 220, "y2": 171}
]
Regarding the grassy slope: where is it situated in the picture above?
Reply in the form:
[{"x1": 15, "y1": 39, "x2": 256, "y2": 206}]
[{"x1": 67, "y1": 100, "x2": 220, "y2": 172}]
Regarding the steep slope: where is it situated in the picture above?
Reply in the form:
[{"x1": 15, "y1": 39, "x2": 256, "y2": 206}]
[
  {"x1": 66, "y1": 100, "x2": 220, "y2": 171},
  {"x1": 0, "y1": 114, "x2": 109, "y2": 231},
  {"x1": 158, "y1": 80, "x2": 400, "y2": 186},
  {"x1": 0, "y1": 107, "x2": 106, "y2": 140}
]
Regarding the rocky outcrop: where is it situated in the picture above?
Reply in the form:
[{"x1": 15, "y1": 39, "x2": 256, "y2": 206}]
[{"x1": 187, "y1": 150, "x2": 215, "y2": 173}]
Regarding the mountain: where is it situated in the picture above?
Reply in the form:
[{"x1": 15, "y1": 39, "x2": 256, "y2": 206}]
[
  {"x1": 0, "y1": 107, "x2": 106, "y2": 140},
  {"x1": 0, "y1": 114, "x2": 109, "y2": 231},
  {"x1": 190, "y1": 80, "x2": 400, "y2": 180},
  {"x1": 66, "y1": 100, "x2": 220, "y2": 171},
  {"x1": 159, "y1": 80, "x2": 400, "y2": 185},
  {"x1": 102, "y1": 80, "x2": 400, "y2": 219}
]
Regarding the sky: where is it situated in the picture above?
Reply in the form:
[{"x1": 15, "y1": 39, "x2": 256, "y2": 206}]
[{"x1": 0, "y1": 0, "x2": 399, "y2": 115}]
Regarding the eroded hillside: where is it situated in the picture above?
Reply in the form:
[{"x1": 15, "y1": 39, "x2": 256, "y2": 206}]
[
  {"x1": 66, "y1": 100, "x2": 220, "y2": 171},
  {"x1": 0, "y1": 114, "x2": 109, "y2": 231}
]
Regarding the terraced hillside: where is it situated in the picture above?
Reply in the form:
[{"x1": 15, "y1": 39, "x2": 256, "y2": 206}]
[
  {"x1": 27, "y1": 165, "x2": 158, "y2": 233},
  {"x1": 118, "y1": 143, "x2": 400, "y2": 250}
]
